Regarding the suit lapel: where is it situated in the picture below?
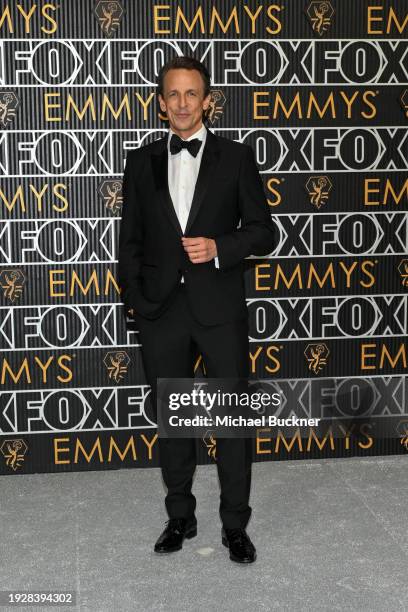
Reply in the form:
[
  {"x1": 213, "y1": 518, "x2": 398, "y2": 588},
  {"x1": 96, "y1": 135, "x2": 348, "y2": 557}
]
[
  {"x1": 151, "y1": 138, "x2": 183, "y2": 236},
  {"x1": 151, "y1": 126, "x2": 221, "y2": 237},
  {"x1": 185, "y1": 129, "x2": 221, "y2": 235}
]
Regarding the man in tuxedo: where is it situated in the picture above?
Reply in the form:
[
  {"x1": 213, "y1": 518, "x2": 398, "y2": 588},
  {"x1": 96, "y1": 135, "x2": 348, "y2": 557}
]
[{"x1": 118, "y1": 56, "x2": 275, "y2": 563}]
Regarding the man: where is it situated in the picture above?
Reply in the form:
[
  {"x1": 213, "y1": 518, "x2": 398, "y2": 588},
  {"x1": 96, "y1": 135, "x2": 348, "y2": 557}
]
[{"x1": 118, "y1": 56, "x2": 275, "y2": 563}]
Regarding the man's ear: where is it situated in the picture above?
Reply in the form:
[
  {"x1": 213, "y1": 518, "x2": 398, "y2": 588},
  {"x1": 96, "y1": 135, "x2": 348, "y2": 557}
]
[
  {"x1": 158, "y1": 93, "x2": 166, "y2": 112},
  {"x1": 203, "y1": 93, "x2": 211, "y2": 111}
]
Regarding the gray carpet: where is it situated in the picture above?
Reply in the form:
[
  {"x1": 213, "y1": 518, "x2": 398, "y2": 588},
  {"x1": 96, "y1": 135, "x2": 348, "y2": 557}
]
[{"x1": 1, "y1": 455, "x2": 407, "y2": 611}]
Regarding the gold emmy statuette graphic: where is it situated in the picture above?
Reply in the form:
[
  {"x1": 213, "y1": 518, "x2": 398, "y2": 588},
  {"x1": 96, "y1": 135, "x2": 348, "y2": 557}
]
[
  {"x1": 396, "y1": 421, "x2": 408, "y2": 451},
  {"x1": 400, "y1": 90, "x2": 408, "y2": 118},
  {"x1": 0, "y1": 439, "x2": 28, "y2": 471},
  {"x1": 99, "y1": 179, "x2": 123, "y2": 216},
  {"x1": 0, "y1": 91, "x2": 19, "y2": 127},
  {"x1": 398, "y1": 259, "x2": 408, "y2": 287},
  {"x1": 305, "y1": 176, "x2": 332, "y2": 210},
  {"x1": 305, "y1": 2, "x2": 334, "y2": 36},
  {"x1": 93, "y1": 1, "x2": 124, "y2": 37},
  {"x1": 304, "y1": 343, "x2": 330, "y2": 375},
  {"x1": 202, "y1": 431, "x2": 217, "y2": 461},
  {"x1": 0, "y1": 269, "x2": 25, "y2": 303},
  {"x1": 206, "y1": 90, "x2": 226, "y2": 125},
  {"x1": 103, "y1": 350, "x2": 130, "y2": 383}
]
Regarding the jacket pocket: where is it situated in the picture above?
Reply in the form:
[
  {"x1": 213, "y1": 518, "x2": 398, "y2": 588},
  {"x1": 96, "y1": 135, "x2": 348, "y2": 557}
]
[{"x1": 141, "y1": 263, "x2": 158, "y2": 277}]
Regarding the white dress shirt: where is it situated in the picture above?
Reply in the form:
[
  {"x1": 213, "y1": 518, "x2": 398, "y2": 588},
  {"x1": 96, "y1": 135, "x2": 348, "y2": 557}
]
[{"x1": 167, "y1": 123, "x2": 219, "y2": 283}]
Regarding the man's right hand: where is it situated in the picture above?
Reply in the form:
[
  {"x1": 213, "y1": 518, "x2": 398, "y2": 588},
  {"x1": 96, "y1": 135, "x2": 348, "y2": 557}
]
[{"x1": 128, "y1": 309, "x2": 134, "y2": 316}]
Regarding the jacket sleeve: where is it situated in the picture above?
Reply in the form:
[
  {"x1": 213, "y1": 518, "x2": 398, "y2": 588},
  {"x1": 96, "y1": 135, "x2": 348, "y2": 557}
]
[
  {"x1": 214, "y1": 145, "x2": 275, "y2": 271},
  {"x1": 118, "y1": 150, "x2": 143, "y2": 313}
]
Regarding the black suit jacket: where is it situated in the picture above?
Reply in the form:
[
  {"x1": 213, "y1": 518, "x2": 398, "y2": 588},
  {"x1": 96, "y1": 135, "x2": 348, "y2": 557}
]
[{"x1": 118, "y1": 125, "x2": 275, "y2": 326}]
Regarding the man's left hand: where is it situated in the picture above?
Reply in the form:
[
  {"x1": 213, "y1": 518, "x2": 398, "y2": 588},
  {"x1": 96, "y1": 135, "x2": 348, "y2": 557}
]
[{"x1": 181, "y1": 236, "x2": 217, "y2": 263}]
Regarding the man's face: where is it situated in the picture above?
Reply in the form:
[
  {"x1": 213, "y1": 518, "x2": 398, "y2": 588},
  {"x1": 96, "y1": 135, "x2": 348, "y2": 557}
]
[{"x1": 158, "y1": 68, "x2": 211, "y2": 139}]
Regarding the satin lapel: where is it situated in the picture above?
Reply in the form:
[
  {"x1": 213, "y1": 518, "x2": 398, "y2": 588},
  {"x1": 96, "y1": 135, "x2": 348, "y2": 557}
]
[
  {"x1": 151, "y1": 147, "x2": 183, "y2": 236},
  {"x1": 184, "y1": 136, "x2": 221, "y2": 235},
  {"x1": 151, "y1": 127, "x2": 221, "y2": 237}
]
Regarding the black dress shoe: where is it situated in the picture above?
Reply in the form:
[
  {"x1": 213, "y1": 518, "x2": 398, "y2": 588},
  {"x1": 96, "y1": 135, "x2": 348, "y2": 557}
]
[
  {"x1": 221, "y1": 527, "x2": 257, "y2": 563},
  {"x1": 154, "y1": 517, "x2": 197, "y2": 553}
]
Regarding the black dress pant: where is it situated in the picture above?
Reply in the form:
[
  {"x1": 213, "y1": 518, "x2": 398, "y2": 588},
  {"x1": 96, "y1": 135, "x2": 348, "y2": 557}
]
[{"x1": 135, "y1": 282, "x2": 252, "y2": 529}]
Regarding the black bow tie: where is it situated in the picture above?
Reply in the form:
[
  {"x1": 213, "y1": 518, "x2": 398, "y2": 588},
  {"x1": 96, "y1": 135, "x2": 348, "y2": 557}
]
[{"x1": 170, "y1": 133, "x2": 202, "y2": 158}]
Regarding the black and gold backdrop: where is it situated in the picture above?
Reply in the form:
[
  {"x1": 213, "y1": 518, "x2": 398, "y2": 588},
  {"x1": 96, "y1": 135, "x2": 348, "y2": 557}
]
[{"x1": 0, "y1": 1, "x2": 407, "y2": 474}]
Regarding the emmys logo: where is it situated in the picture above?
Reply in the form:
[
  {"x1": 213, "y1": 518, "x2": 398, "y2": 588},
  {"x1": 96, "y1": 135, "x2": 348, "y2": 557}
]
[
  {"x1": 304, "y1": 343, "x2": 329, "y2": 374},
  {"x1": 305, "y1": 175, "x2": 332, "y2": 210},
  {"x1": 0, "y1": 269, "x2": 25, "y2": 303},
  {"x1": 202, "y1": 430, "x2": 217, "y2": 460},
  {"x1": 93, "y1": 1, "x2": 124, "y2": 37},
  {"x1": 400, "y1": 90, "x2": 408, "y2": 118},
  {"x1": 305, "y1": 2, "x2": 334, "y2": 36},
  {"x1": 194, "y1": 354, "x2": 207, "y2": 376},
  {"x1": 206, "y1": 90, "x2": 226, "y2": 125},
  {"x1": 1, "y1": 439, "x2": 28, "y2": 471},
  {"x1": 0, "y1": 91, "x2": 19, "y2": 128},
  {"x1": 398, "y1": 259, "x2": 408, "y2": 287},
  {"x1": 103, "y1": 350, "x2": 130, "y2": 382},
  {"x1": 99, "y1": 179, "x2": 123, "y2": 216}
]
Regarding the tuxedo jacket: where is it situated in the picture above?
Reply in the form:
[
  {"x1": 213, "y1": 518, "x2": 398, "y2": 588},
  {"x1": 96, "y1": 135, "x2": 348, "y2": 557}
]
[{"x1": 118, "y1": 125, "x2": 275, "y2": 326}]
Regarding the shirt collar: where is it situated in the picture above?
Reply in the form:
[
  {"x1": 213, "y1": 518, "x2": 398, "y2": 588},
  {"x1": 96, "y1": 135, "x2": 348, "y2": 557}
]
[{"x1": 168, "y1": 123, "x2": 207, "y2": 151}]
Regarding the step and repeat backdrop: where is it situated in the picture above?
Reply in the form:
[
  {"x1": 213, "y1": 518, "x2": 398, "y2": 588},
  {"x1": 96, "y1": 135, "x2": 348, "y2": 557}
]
[{"x1": 0, "y1": 0, "x2": 407, "y2": 474}]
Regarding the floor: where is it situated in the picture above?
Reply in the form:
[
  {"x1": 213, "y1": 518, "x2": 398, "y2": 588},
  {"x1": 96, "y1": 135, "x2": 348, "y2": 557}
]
[{"x1": 1, "y1": 455, "x2": 407, "y2": 611}]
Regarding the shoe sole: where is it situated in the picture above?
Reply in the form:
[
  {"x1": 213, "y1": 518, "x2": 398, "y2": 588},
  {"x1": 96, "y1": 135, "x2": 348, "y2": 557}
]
[
  {"x1": 221, "y1": 536, "x2": 257, "y2": 563},
  {"x1": 154, "y1": 526, "x2": 197, "y2": 554}
]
